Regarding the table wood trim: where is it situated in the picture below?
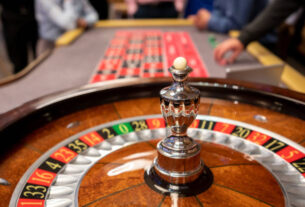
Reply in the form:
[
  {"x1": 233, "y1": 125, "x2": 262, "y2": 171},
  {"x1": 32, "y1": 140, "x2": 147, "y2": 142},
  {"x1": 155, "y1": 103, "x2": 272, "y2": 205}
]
[
  {"x1": 0, "y1": 49, "x2": 52, "y2": 86},
  {"x1": 230, "y1": 30, "x2": 305, "y2": 93},
  {"x1": 56, "y1": 28, "x2": 84, "y2": 46},
  {"x1": 55, "y1": 19, "x2": 193, "y2": 46},
  {"x1": 247, "y1": 42, "x2": 305, "y2": 93}
]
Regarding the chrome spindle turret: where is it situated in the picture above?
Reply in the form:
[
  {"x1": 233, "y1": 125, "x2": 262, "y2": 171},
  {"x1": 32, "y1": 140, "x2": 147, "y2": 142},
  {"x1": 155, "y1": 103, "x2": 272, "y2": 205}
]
[{"x1": 154, "y1": 57, "x2": 203, "y2": 184}]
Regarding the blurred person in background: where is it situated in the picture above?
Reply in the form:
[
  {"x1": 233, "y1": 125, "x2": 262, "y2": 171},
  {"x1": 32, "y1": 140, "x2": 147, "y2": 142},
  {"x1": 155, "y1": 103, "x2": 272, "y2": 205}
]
[
  {"x1": 0, "y1": 0, "x2": 38, "y2": 74},
  {"x1": 214, "y1": 0, "x2": 305, "y2": 65},
  {"x1": 125, "y1": 0, "x2": 184, "y2": 19},
  {"x1": 35, "y1": 0, "x2": 98, "y2": 54},
  {"x1": 192, "y1": 0, "x2": 268, "y2": 34}
]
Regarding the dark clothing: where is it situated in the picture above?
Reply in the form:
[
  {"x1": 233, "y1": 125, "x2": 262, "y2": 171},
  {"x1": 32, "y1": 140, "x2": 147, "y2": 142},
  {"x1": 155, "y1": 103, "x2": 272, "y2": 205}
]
[
  {"x1": 208, "y1": 0, "x2": 268, "y2": 34},
  {"x1": 134, "y1": 2, "x2": 178, "y2": 19},
  {"x1": 0, "y1": 0, "x2": 35, "y2": 17},
  {"x1": 1, "y1": 0, "x2": 38, "y2": 73},
  {"x1": 239, "y1": 0, "x2": 305, "y2": 46},
  {"x1": 88, "y1": 0, "x2": 108, "y2": 19},
  {"x1": 184, "y1": 0, "x2": 213, "y2": 17}
]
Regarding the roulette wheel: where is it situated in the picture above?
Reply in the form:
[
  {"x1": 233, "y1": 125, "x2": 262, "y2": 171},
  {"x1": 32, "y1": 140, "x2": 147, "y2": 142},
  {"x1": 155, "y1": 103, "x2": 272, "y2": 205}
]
[{"x1": 1, "y1": 58, "x2": 305, "y2": 207}]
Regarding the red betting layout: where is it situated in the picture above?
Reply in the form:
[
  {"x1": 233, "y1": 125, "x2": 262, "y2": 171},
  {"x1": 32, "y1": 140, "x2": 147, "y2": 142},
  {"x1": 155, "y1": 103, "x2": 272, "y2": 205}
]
[{"x1": 89, "y1": 30, "x2": 208, "y2": 83}]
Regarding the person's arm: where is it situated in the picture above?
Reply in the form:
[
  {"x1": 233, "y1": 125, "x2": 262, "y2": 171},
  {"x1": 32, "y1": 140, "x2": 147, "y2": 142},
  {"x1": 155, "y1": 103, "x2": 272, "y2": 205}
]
[
  {"x1": 239, "y1": 0, "x2": 302, "y2": 46},
  {"x1": 207, "y1": 0, "x2": 258, "y2": 34},
  {"x1": 214, "y1": 0, "x2": 302, "y2": 65},
  {"x1": 80, "y1": 0, "x2": 98, "y2": 26},
  {"x1": 39, "y1": 0, "x2": 77, "y2": 30}
]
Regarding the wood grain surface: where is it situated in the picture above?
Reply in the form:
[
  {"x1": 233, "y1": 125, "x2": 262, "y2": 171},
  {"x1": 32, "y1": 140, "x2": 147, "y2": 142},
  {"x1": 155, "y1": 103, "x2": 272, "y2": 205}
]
[
  {"x1": 78, "y1": 140, "x2": 285, "y2": 206},
  {"x1": 0, "y1": 95, "x2": 304, "y2": 206}
]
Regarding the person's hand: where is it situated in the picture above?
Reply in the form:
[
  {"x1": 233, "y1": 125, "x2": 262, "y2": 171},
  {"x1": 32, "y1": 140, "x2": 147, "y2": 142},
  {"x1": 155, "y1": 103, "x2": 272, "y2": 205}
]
[
  {"x1": 77, "y1": 18, "x2": 88, "y2": 28},
  {"x1": 194, "y1": 9, "x2": 211, "y2": 30},
  {"x1": 187, "y1": 15, "x2": 196, "y2": 22},
  {"x1": 214, "y1": 38, "x2": 244, "y2": 65}
]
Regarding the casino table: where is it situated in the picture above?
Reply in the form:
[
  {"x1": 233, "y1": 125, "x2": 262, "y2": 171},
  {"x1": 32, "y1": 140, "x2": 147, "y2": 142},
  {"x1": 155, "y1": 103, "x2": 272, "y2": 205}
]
[
  {"x1": 1, "y1": 20, "x2": 305, "y2": 207},
  {"x1": 1, "y1": 77, "x2": 305, "y2": 206},
  {"x1": 0, "y1": 19, "x2": 304, "y2": 114}
]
